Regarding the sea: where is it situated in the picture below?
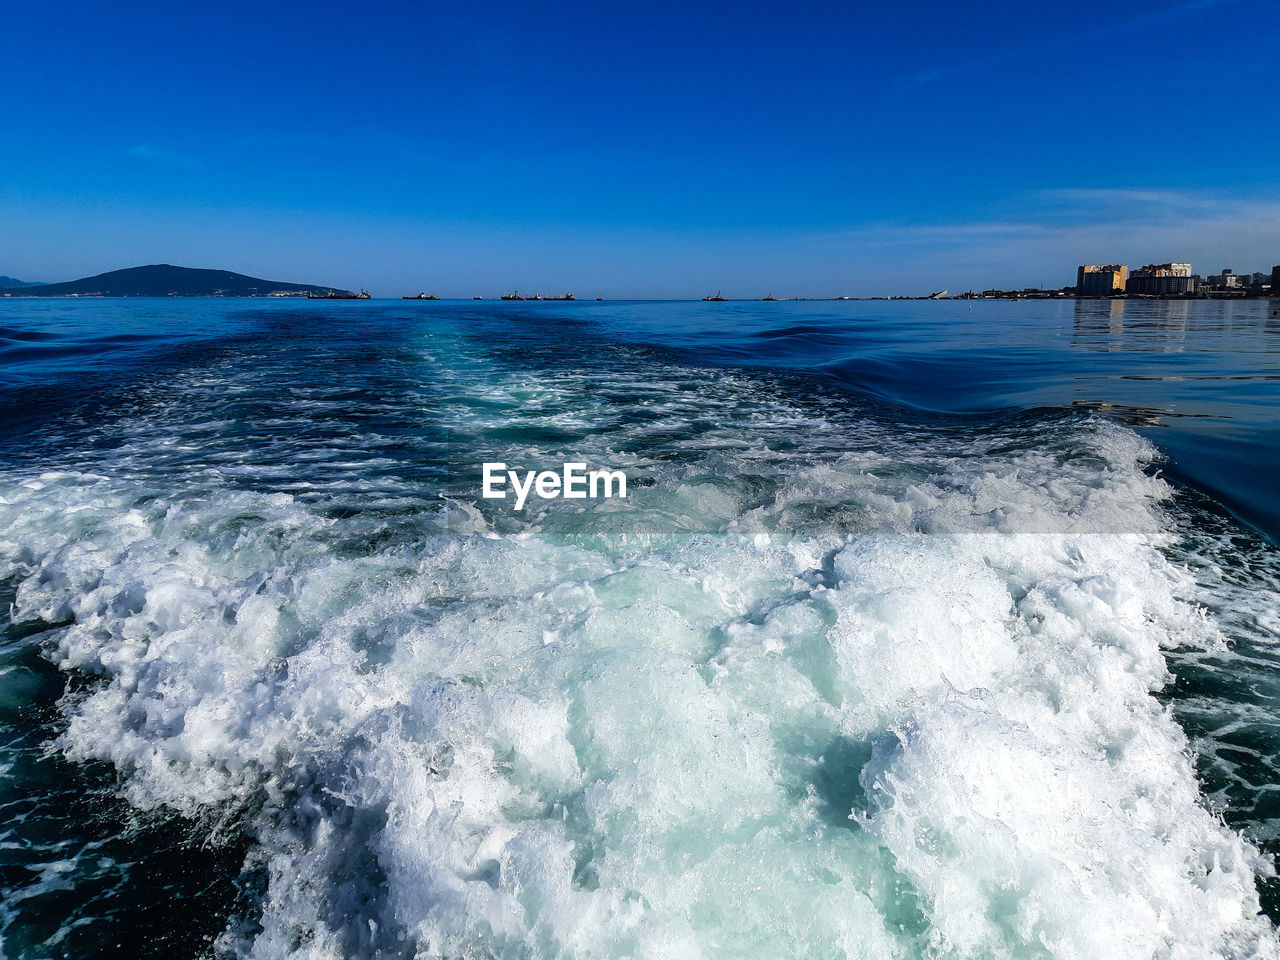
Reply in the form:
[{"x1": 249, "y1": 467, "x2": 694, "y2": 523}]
[{"x1": 1, "y1": 297, "x2": 1278, "y2": 959}]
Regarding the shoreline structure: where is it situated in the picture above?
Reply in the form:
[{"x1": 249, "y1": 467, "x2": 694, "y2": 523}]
[{"x1": 2, "y1": 262, "x2": 1279, "y2": 302}]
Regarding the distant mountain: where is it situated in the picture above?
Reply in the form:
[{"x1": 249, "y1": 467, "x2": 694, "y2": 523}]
[
  {"x1": 0, "y1": 264, "x2": 354, "y2": 298},
  {"x1": 0, "y1": 276, "x2": 45, "y2": 287}
]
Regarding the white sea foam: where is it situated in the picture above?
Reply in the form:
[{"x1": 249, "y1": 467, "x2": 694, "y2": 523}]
[{"x1": 1, "y1": 390, "x2": 1277, "y2": 958}]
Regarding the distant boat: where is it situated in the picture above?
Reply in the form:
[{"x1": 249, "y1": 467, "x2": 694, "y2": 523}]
[
  {"x1": 308, "y1": 290, "x2": 370, "y2": 300},
  {"x1": 595, "y1": 296, "x2": 603, "y2": 301},
  {"x1": 703, "y1": 291, "x2": 727, "y2": 301},
  {"x1": 547, "y1": 293, "x2": 576, "y2": 301},
  {"x1": 500, "y1": 291, "x2": 523, "y2": 301},
  {"x1": 473, "y1": 296, "x2": 483, "y2": 300},
  {"x1": 402, "y1": 293, "x2": 440, "y2": 300},
  {"x1": 762, "y1": 294, "x2": 777, "y2": 301}
]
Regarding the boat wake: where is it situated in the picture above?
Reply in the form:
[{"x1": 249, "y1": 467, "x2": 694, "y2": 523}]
[{"x1": 1, "y1": 312, "x2": 1278, "y2": 958}]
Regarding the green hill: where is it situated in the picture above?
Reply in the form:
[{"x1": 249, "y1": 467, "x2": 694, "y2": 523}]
[{"x1": 0, "y1": 264, "x2": 353, "y2": 298}]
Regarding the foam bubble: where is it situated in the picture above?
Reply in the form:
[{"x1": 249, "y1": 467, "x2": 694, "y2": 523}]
[{"x1": 1, "y1": 366, "x2": 1277, "y2": 958}]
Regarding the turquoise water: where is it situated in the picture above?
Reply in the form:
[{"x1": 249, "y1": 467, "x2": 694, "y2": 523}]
[{"x1": 1, "y1": 298, "x2": 1278, "y2": 959}]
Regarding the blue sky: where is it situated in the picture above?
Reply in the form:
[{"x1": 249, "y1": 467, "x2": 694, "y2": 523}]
[{"x1": 2, "y1": 0, "x2": 1278, "y2": 296}]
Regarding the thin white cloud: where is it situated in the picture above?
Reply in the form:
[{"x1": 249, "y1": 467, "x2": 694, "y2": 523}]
[
  {"x1": 1031, "y1": 187, "x2": 1241, "y2": 220},
  {"x1": 819, "y1": 221, "x2": 1051, "y2": 248},
  {"x1": 798, "y1": 187, "x2": 1280, "y2": 291},
  {"x1": 4, "y1": 185, "x2": 1276, "y2": 298}
]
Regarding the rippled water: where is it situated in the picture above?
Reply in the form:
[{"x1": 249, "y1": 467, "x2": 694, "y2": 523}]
[{"x1": 1, "y1": 298, "x2": 1278, "y2": 959}]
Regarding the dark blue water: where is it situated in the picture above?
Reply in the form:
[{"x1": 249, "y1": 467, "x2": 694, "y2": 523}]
[
  {"x1": 4, "y1": 297, "x2": 1275, "y2": 538},
  {"x1": 590, "y1": 298, "x2": 1280, "y2": 541},
  {"x1": 1, "y1": 298, "x2": 1278, "y2": 960}
]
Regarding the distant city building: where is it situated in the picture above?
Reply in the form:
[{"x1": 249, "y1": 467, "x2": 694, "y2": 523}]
[
  {"x1": 1146, "y1": 262, "x2": 1192, "y2": 277},
  {"x1": 1076, "y1": 264, "x2": 1128, "y2": 295},
  {"x1": 1206, "y1": 268, "x2": 1242, "y2": 288},
  {"x1": 1126, "y1": 263, "x2": 1194, "y2": 295},
  {"x1": 1197, "y1": 269, "x2": 1276, "y2": 296}
]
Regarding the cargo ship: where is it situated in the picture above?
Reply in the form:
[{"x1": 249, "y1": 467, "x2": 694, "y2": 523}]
[
  {"x1": 402, "y1": 293, "x2": 440, "y2": 300},
  {"x1": 308, "y1": 290, "x2": 370, "y2": 300},
  {"x1": 500, "y1": 291, "x2": 561, "y2": 301},
  {"x1": 702, "y1": 291, "x2": 727, "y2": 302}
]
